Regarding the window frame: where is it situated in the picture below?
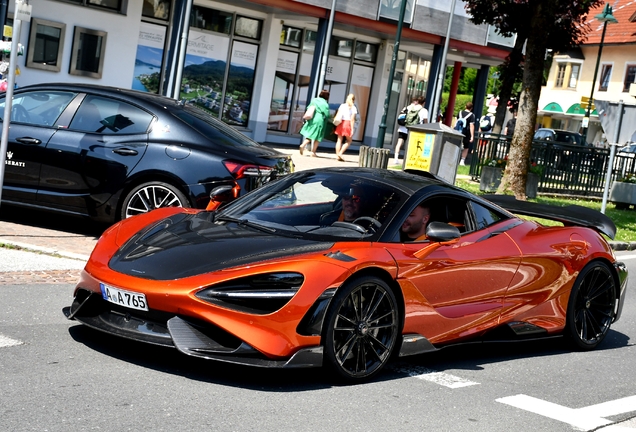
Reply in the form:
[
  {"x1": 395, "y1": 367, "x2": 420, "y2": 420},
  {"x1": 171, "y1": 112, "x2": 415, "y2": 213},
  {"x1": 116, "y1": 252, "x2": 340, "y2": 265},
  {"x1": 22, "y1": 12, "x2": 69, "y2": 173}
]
[
  {"x1": 599, "y1": 63, "x2": 613, "y2": 92},
  {"x1": 623, "y1": 64, "x2": 636, "y2": 92},
  {"x1": 69, "y1": 26, "x2": 107, "y2": 79},
  {"x1": 554, "y1": 61, "x2": 582, "y2": 89},
  {"x1": 25, "y1": 18, "x2": 66, "y2": 73}
]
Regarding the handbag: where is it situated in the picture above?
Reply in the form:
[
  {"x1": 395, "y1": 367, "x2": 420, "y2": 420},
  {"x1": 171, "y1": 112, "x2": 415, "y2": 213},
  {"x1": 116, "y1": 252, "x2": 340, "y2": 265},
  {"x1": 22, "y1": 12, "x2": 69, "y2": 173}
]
[
  {"x1": 332, "y1": 109, "x2": 342, "y2": 126},
  {"x1": 303, "y1": 105, "x2": 315, "y2": 120},
  {"x1": 397, "y1": 113, "x2": 406, "y2": 126}
]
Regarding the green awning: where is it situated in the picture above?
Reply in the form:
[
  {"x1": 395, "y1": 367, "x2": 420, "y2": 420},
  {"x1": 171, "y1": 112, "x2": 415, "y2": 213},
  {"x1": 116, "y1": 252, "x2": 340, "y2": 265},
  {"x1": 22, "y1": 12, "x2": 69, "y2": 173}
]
[
  {"x1": 566, "y1": 103, "x2": 598, "y2": 116},
  {"x1": 542, "y1": 102, "x2": 564, "y2": 112}
]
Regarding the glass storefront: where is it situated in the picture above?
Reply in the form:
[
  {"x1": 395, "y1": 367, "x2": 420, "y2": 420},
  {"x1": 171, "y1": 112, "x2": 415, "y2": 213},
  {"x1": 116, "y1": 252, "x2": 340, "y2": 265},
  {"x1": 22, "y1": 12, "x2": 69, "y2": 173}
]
[{"x1": 268, "y1": 26, "x2": 377, "y2": 141}]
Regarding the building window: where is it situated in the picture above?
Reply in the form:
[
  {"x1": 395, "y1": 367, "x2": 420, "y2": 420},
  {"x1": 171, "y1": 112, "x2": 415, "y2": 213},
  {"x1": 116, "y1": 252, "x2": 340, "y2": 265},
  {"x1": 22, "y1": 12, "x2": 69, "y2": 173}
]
[
  {"x1": 63, "y1": 0, "x2": 124, "y2": 13},
  {"x1": 624, "y1": 65, "x2": 636, "y2": 92},
  {"x1": 280, "y1": 25, "x2": 302, "y2": 48},
  {"x1": 69, "y1": 26, "x2": 107, "y2": 79},
  {"x1": 599, "y1": 64, "x2": 612, "y2": 91},
  {"x1": 554, "y1": 62, "x2": 581, "y2": 89},
  {"x1": 330, "y1": 37, "x2": 353, "y2": 58},
  {"x1": 234, "y1": 16, "x2": 262, "y2": 40},
  {"x1": 378, "y1": 0, "x2": 414, "y2": 25},
  {"x1": 354, "y1": 42, "x2": 378, "y2": 63},
  {"x1": 26, "y1": 18, "x2": 66, "y2": 72},
  {"x1": 190, "y1": 6, "x2": 232, "y2": 34},
  {"x1": 142, "y1": 0, "x2": 171, "y2": 21}
]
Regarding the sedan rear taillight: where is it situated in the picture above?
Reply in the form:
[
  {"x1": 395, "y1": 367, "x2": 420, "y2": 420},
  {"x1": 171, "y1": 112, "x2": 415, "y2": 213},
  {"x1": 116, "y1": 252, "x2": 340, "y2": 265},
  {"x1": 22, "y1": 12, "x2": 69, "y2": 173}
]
[{"x1": 223, "y1": 160, "x2": 274, "y2": 179}]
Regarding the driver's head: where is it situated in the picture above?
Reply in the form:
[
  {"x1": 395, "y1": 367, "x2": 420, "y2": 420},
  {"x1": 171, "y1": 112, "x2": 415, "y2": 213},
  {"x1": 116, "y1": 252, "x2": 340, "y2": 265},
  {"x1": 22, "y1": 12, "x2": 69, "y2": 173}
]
[
  {"x1": 401, "y1": 202, "x2": 430, "y2": 240},
  {"x1": 340, "y1": 185, "x2": 365, "y2": 222}
]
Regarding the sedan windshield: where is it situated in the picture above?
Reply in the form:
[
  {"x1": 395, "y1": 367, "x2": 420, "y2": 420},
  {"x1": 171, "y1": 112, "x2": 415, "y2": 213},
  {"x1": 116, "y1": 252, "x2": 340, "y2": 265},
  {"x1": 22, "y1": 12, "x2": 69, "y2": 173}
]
[{"x1": 218, "y1": 172, "x2": 405, "y2": 239}]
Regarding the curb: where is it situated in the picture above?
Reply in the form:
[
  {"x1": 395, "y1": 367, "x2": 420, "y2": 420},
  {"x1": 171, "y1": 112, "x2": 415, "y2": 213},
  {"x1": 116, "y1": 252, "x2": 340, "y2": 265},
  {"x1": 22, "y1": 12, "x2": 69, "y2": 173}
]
[
  {"x1": 0, "y1": 238, "x2": 91, "y2": 262},
  {"x1": 608, "y1": 241, "x2": 636, "y2": 251}
]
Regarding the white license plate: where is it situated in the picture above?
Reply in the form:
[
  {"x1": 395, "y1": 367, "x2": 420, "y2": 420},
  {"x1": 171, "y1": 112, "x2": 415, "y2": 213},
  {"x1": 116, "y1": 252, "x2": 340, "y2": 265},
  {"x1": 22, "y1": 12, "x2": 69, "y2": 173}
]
[{"x1": 100, "y1": 283, "x2": 148, "y2": 311}]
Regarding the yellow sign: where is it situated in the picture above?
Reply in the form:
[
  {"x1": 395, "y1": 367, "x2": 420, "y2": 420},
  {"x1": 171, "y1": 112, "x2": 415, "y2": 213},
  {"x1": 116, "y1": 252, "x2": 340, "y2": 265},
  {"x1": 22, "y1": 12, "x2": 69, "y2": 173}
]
[
  {"x1": 3, "y1": 25, "x2": 12, "y2": 38},
  {"x1": 581, "y1": 102, "x2": 595, "y2": 111},
  {"x1": 581, "y1": 96, "x2": 590, "y2": 103},
  {"x1": 404, "y1": 131, "x2": 435, "y2": 172}
]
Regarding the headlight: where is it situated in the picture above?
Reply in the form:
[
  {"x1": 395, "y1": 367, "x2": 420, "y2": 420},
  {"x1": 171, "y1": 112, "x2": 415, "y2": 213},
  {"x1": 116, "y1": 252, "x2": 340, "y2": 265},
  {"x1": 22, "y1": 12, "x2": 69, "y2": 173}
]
[{"x1": 195, "y1": 272, "x2": 304, "y2": 314}]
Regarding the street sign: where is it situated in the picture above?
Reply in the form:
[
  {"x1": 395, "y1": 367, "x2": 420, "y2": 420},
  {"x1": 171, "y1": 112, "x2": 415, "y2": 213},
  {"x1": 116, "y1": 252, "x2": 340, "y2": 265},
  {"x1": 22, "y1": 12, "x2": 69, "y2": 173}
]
[
  {"x1": 581, "y1": 102, "x2": 596, "y2": 111},
  {"x1": 581, "y1": 96, "x2": 590, "y2": 103}
]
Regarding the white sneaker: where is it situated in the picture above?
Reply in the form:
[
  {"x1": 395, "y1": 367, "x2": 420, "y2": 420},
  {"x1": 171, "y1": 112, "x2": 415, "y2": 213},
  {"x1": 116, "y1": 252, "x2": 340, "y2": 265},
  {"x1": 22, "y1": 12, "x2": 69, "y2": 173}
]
[
  {"x1": 393, "y1": 159, "x2": 399, "y2": 165},
  {"x1": 460, "y1": 159, "x2": 465, "y2": 166}
]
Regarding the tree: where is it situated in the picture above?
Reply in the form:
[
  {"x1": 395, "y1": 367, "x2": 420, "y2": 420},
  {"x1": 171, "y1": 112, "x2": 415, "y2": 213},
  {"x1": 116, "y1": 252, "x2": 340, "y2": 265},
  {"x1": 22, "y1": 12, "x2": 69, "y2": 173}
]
[{"x1": 464, "y1": 0, "x2": 602, "y2": 199}]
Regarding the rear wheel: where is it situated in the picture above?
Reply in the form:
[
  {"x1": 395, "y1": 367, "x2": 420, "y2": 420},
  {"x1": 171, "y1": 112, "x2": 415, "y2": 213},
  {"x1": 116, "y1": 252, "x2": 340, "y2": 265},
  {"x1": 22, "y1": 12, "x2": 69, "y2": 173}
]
[
  {"x1": 565, "y1": 261, "x2": 616, "y2": 350},
  {"x1": 121, "y1": 181, "x2": 188, "y2": 219},
  {"x1": 323, "y1": 275, "x2": 399, "y2": 381}
]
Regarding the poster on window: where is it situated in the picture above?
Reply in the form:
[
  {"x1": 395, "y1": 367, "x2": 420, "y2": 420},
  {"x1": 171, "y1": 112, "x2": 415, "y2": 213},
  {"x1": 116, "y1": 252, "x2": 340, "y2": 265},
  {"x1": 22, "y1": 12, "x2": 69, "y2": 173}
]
[
  {"x1": 269, "y1": 50, "x2": 299, "y2": 132},
  {"x1": 132, "y1": 23, "x2": 166, "y2": 93},
  {"x1": 350, "y1": 64, "x2": 374, "y2": 141},
  {"x1": 223, "y1": 41, "x2": 259, "y2": 126},
  {"x1": 181, "y1": 29, "x2": 230, "y2": 114}
]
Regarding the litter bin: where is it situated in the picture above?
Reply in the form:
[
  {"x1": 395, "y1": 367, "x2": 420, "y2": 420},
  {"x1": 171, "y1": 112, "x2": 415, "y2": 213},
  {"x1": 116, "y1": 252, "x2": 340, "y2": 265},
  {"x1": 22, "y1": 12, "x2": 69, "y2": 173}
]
[{"x1": 403, "y1": 122, "x2": 464, "y2": 184}]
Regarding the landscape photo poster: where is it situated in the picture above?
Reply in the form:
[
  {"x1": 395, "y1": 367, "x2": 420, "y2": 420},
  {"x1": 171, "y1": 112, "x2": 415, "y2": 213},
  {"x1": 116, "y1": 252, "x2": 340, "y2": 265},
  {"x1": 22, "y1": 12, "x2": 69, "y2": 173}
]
[
  {"x1": 132, "y1": 22, "x2": 166, "y2": 93},
  {"x1": 181, "y1": 29, "x2": 231, "y2": 115},
  {"x1": 223, "y1": 41, "x2": 259, "y2": 126}
]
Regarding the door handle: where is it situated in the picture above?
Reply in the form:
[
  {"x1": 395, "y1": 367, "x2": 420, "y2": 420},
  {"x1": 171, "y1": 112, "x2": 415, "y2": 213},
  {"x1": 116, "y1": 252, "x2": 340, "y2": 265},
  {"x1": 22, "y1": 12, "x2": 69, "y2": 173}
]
[
  {"x1": 16, "y1": 137, "x2": 42, "y2": 145},
  {"x1": 113, "y1": 148, "x2": 138, "y2": 156}
]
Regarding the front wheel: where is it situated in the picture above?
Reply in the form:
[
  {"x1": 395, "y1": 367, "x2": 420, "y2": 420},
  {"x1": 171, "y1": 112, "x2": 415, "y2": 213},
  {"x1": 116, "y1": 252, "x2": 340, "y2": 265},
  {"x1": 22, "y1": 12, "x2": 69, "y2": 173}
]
[
  {"x1": 323, "y1": 275, "x2": 399, "y2": 381},
  {"x1": 120, "y1": 181, "x2": 189, "y2": 219},
  {"x1": 565, "y1": 261, "x2": 616, "y2": 350}
]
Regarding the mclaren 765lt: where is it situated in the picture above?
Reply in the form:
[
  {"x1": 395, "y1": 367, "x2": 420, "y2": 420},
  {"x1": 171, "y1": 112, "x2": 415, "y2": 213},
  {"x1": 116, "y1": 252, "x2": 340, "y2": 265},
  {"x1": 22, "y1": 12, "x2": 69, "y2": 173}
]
[{"x1": 64, "y1": 168, "x2": 628, "y2": 382}]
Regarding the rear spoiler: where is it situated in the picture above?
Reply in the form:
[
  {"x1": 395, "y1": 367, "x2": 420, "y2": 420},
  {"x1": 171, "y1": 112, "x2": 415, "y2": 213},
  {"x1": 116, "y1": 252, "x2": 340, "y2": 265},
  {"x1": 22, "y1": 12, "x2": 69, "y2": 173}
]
[{"x1": 483, "y1": 194, "x2": 617, "y2": 240}]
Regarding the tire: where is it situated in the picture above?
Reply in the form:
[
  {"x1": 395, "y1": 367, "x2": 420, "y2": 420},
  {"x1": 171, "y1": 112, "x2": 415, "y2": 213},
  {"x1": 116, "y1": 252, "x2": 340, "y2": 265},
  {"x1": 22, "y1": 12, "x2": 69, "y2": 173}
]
[
  {"x1": 120, "y1": 181, "x2": 189, "y2": 220},
  {"x1": 323, "y1": 275, "x2": 399, "y2": 381},
  {"x1": 565, "y1": 261, "x2": 616, "y2": 350}
]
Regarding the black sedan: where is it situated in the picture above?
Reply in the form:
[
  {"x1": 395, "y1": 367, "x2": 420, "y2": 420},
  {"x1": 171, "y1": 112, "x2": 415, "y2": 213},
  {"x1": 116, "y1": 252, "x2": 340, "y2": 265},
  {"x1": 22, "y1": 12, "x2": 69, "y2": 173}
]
[{"x1": 0, "y1": 83, "x2": 292, "y2": 223}]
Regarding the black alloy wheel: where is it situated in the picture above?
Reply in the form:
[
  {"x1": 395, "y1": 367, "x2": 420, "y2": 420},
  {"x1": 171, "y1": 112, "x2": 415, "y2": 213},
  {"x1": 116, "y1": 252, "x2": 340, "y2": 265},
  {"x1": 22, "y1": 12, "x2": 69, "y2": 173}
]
[
  {"x1": 121, "y1": 181, "x2": 188, "y2": 219},
  {"x1": 566, "y1": 261, "x2": 616, "y2": 350},
  {"x1": 323, "y1": 275, "x2": 399, "y2": 381}
]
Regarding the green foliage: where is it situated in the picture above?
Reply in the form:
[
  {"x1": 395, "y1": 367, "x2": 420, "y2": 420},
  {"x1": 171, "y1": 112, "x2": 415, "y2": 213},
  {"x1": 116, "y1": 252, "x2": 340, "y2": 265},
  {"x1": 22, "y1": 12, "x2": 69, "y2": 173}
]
[
  {"x1": 618, "y1": 174, "x2": 636, "y2": 184},
  {"x1": 440, "y1": 94, "x2": 474, "y2": 118}
]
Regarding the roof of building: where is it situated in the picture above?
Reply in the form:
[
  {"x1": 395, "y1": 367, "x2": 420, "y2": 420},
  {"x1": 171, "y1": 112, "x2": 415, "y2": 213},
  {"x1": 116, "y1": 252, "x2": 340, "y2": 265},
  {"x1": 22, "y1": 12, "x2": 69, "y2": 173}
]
[{"x1": 583, "y1": 0, "x2": 636, "y2": 45}]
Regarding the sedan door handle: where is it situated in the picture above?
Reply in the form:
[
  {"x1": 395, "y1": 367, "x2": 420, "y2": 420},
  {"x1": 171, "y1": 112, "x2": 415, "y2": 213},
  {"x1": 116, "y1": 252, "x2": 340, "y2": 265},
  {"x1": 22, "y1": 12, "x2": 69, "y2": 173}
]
[
  {"x1": 16, "y1": 137, "x2": 42, "y2": 145},
  {"x1": 113, "y1": 148, "x2": 138, "y2": 156}
]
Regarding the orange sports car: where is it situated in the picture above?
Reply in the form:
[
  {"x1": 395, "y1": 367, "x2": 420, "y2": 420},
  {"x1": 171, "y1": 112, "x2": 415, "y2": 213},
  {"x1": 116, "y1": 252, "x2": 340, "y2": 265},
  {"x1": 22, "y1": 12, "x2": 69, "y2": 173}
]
[{"x1": 63, "y1": 168, "x2": 628, "y2": 382}]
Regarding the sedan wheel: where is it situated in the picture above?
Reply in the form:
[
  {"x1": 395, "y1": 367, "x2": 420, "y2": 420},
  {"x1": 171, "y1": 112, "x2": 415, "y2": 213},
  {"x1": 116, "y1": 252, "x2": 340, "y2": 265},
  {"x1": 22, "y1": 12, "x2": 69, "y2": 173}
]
[
  {"x1": 566, "y1": 261, "x2": 616, "y2": 350},
  {"x1": 121, "y1": 181, "x2": 188, "y2": 219},
  {"x1": 323, "y1": 276, "x2": 399, "y2": 381}
]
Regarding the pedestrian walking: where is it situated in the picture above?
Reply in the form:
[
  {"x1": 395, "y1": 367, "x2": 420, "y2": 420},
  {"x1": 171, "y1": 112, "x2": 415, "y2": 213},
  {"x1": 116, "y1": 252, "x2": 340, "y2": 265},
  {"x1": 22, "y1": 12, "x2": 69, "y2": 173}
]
[
  {"x1": 456, "y1": 102, "x2": 476, "y2": 165},
  {"x1": 504, "y1": 109, "x2": 517, "y2": 136},
  {"x1": 334, "y1": 93, "x2": 358, "y2": 161},
  {"x1": 393, "y1": 96, "x2": 427, "y2": 165},
  {"x1": 299, "y1": 89, "x2": 330, "y2": 157}
]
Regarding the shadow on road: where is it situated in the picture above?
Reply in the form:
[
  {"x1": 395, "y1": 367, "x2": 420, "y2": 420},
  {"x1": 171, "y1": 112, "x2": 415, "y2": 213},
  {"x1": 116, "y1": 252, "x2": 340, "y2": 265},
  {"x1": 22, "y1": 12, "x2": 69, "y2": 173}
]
[
  {"x1": 0, "y1": 205, "x2": 108, "y2": 239},
  {"x1": 67, "y1": 323, "x2": 631, "y2": 389}
]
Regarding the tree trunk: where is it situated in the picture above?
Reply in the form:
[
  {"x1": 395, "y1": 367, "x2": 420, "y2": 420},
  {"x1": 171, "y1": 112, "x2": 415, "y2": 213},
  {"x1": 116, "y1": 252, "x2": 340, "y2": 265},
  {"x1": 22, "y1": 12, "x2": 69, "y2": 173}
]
[
  {"x1": 491, "y1": 32, "x2": 526, "y2": 134},
  {"x1": 497, "y1": 1, "x2": 554, "y2": 199}
]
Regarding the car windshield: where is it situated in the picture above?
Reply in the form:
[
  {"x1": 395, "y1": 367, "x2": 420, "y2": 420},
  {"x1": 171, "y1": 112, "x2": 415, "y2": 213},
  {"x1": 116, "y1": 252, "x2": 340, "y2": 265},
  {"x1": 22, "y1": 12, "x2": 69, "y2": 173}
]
[{"x1": 217, "y1": 172, "x2": 406, "y2": 240}]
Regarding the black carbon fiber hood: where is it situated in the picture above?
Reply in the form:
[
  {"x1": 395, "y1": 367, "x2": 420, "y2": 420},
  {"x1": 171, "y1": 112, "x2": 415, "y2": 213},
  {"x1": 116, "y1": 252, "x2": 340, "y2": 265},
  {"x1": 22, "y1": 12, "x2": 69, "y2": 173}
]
[{"x1": 109, "y1": 212, "x2": 333, "y2": 280}]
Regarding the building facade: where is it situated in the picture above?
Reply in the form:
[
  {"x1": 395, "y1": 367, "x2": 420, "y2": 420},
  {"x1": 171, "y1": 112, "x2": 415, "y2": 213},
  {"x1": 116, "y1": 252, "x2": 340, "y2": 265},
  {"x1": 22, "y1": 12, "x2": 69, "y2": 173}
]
[
  {"x1": 7, "y1": 0, "x2": 511, "y2": 149},
  {"x1": 537, "y1": 0, "x2": 636, "y2": 147}
]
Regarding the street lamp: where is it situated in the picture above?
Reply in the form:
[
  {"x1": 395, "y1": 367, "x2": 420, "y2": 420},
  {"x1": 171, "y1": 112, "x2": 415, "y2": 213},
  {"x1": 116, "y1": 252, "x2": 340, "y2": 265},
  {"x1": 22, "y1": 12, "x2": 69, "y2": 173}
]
[{"x1": 581, "y1": 3, "x2": 617, "y2": 145}]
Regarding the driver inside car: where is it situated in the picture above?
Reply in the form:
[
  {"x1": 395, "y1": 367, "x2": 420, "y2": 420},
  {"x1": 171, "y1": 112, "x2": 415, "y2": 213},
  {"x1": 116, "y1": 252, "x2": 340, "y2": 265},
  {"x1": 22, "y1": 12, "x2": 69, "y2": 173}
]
[{"x1": 320, "y1": 183, "x2": 374, "y2": 226}]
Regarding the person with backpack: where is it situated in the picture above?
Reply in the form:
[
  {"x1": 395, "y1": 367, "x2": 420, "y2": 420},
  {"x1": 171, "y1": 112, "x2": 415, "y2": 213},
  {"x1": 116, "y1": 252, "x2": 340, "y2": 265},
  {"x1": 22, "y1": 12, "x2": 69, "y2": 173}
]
[
  {"x1": 456, "y1": 102, "x2": 475, "y2": 165},
  {"x1": 479, "y1": 106, "x2": 496, "y2": 133},
  {"x1": 393, "y1": 96, "x2": 428, "y2": 165}
]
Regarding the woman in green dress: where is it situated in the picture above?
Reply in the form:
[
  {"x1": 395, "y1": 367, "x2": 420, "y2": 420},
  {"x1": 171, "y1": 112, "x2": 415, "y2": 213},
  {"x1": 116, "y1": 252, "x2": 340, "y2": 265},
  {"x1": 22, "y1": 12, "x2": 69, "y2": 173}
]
[{"x1": 299, "y1": 90, "x2": 330, "y2": 157}]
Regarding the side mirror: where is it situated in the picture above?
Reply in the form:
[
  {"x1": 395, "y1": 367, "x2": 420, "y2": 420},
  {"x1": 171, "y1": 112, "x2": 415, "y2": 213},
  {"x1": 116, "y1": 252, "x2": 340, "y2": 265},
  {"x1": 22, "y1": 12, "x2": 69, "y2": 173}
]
[
  {"x1": 425, "y1": 221, "x2": 461, "y2": 243},
  {"x1": 206, "y1": 184, "x2": 239, "y2": 211}
]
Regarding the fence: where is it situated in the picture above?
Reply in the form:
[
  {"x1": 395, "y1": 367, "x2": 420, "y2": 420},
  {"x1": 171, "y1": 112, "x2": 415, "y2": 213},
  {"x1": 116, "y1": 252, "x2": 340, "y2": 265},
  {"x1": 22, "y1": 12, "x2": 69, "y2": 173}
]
[{"x1": 469, "y1": 133, "x2": 636, "y2": 197}]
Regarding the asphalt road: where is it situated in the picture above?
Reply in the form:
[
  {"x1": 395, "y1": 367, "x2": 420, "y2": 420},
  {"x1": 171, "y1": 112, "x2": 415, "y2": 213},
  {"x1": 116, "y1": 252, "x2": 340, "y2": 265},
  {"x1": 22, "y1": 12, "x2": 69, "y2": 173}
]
[{"x1": 1, "y1": 250, "x2": 635, "y2": 431}]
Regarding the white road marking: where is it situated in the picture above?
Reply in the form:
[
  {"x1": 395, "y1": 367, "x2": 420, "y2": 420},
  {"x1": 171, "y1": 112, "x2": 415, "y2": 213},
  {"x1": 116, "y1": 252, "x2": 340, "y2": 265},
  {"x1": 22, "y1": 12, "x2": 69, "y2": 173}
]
[
  {"x1": 616, "y1": 254, "x2": 636, "y2": 260},
  {"x1": 497, "y1": 394, "x2": 636, "y2": 431},
  {"x1": 0, "y1": 334, "x2": 23, "y2": 348},
  {"x1": 391, "y1": 365, "x2": 479, "y2": 388}
]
